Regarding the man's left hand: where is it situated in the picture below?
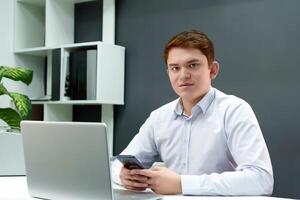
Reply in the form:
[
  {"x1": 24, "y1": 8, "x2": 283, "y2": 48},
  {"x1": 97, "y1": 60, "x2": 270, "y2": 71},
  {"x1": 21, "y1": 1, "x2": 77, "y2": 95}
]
[{"x1": 132, "y1": 166, "x2": 182, "y2": 195}]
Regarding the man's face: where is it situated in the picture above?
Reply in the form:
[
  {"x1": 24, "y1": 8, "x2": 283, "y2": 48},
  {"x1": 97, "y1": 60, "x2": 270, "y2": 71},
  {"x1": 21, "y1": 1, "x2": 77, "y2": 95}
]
[{"x1": 167, "y1": 47, "x2": 217, "y2": 103}]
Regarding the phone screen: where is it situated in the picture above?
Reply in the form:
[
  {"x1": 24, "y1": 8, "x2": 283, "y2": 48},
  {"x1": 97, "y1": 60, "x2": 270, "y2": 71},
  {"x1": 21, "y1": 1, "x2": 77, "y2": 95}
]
[{"x1": 116, "y1": 155, "x2": 146, "y2": 169}]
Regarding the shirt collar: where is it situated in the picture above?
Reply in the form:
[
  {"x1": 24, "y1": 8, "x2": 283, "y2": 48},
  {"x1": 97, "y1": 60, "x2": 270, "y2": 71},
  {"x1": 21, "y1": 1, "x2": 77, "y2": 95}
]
[
  {"x1": 173, "y1": 87, "x2": 215, "y2": 118},
  {"x1": 174, "y1": 98, "x2": 184, "y2": 117},
  {"x1": 196, "y1": 87, "x2": 215, "y2": 114}
]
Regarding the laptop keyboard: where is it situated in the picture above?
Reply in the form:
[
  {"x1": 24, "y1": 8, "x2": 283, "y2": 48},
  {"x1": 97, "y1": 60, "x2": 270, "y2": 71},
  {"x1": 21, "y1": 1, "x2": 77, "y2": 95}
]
[{"x1": 113, "y1": 188, "x2": 162, "y2": 200}]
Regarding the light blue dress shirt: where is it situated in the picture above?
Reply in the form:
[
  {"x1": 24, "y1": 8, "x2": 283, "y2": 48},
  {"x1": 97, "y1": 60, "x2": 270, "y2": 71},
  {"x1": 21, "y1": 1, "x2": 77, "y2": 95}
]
[{"x1": 112, "y1": 87, "x2": 273, "y2": 195}]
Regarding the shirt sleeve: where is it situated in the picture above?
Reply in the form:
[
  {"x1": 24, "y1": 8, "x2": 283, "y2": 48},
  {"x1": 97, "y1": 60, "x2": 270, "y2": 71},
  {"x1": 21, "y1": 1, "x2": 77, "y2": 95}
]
[
  {"x1": 181, "y1": 101, "x2": 274, "y2": 196},
  {"x1": 111, "y1": 112, "x2": 159, "y2": 184}
]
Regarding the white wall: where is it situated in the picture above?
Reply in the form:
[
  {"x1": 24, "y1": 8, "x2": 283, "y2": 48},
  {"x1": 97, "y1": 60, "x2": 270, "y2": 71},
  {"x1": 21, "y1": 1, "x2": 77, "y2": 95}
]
[
  {"x1": 0, "y1": 0, "x2": 26, "y2": 175},
  {"x1": 0, "y1": 1, "x2": 14, "y2": 66},
  {"x1": 0, "y1": 0, "x2": 29, "y2": 119},
  {"x1": 0, "y1": 0, "x2": 15, "y2": 108}
]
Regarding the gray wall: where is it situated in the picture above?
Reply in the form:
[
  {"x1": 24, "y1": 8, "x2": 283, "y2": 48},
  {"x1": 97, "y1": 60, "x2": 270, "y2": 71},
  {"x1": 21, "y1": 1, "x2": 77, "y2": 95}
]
[{"x1": 114, "y1": 0, "x2": 300, "y2": 198}]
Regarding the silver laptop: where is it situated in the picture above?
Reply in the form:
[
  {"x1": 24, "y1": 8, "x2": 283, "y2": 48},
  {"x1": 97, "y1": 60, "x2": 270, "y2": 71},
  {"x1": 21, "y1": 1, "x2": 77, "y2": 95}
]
[{"x1": 21, "y1": 121, "x2": 161, "y2": 200}]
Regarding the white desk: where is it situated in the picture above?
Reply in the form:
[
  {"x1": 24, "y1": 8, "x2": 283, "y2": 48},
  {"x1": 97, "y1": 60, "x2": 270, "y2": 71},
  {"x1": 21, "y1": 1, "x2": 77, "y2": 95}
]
[{"x1": 0, "y1": 176, "x2": 293, "y2": 200}]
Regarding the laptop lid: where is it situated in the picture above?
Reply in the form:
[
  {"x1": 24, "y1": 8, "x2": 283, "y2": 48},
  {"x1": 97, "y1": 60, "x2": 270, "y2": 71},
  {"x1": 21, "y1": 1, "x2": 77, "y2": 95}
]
[{"x1": 21, "y1": 121, "x2": 113, "y2": 200}]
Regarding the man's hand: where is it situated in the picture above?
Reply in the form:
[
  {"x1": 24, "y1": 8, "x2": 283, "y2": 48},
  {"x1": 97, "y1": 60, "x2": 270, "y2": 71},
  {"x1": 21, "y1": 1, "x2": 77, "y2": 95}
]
[
  {"x1": 134, "y1": 166, "x2": 182, "y2": 195},
  {"x1": 119, "y1": 167, "x2": 148, "y2": 191}
]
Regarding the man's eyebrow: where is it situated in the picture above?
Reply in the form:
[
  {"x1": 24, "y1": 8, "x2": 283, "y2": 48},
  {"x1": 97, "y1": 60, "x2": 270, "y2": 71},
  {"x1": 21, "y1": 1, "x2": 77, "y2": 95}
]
[
  {"x1": 186, "y1": 59, "x2": 201, "y2": 63},
  {"x1": 168, "y1": 63, "x2": 179, "y2": 67},
  {"x1": 168, "y1": 59, "x2": 201, "y2": 66}
]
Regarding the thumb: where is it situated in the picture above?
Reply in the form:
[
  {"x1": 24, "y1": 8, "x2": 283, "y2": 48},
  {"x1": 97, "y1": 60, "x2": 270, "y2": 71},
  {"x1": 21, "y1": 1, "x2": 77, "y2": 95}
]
[{"x1": 151, "y1": 166, "x2": 165, "y2": 171}]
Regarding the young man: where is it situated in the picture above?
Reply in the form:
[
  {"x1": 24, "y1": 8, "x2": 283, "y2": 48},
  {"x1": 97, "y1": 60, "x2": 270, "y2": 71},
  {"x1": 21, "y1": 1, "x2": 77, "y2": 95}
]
[{"x1": 112, "y1": 30, "x2": 273, "y2": 195}]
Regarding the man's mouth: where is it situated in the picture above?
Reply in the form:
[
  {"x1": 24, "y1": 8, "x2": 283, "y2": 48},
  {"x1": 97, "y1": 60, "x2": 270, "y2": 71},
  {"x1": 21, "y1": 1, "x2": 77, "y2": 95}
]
[{"x1": 179, "y1": 83, "x2": 193, "y2": 87}]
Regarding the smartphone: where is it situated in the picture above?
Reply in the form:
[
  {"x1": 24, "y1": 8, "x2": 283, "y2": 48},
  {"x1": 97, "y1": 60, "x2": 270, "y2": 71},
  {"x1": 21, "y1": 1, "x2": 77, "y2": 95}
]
[{"x1": 116, "y1": 155, "x2": 146, "y2": 169}]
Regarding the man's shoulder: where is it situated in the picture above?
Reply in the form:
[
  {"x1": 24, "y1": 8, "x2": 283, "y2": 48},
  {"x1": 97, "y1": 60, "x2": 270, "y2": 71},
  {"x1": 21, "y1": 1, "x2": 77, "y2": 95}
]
[
  {"x1": 150, "y1": 99, "x2": 178, "y2": 116},
  {"x1": 214, "y1": 88, "x2": 249, "y2": 108}
]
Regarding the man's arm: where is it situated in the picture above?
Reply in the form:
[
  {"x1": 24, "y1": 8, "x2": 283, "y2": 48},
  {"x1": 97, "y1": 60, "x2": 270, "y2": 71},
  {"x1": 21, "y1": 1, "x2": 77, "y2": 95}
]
[
  {"x1": 134, "y1": 162, "x2": 272, "y2": 195},
  {"x1": 181, "y1": 167, "x2": 273, "y2": 195},
  {"x1": 180, "y1": 101, "x2": 273, "y2": 195},
  {"x1": 111, "y1": 113, "x2": 159, "y2": 188},
  {"x1": 133, "y1": 101, "x2": 273, "y2": 196}
]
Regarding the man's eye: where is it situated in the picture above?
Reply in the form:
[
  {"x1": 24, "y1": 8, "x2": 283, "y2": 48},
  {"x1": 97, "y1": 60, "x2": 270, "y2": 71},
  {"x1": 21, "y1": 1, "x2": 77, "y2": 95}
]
[
  {"x1": 189, "y1": 63, "x2": 200, "y2": 69},
  {"x1": 171, "y1": 66, "x2": 179, "y2": 71}
]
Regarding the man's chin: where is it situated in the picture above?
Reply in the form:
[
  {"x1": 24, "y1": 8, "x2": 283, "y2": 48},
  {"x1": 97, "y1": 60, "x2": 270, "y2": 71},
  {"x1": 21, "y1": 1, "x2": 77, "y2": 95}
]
[
  {"x1": 179, "y1": 94, "x2": 195, "y2": 101},
  {"x1": 180, "y1": 93, "x2": 205, "y2": 103}
]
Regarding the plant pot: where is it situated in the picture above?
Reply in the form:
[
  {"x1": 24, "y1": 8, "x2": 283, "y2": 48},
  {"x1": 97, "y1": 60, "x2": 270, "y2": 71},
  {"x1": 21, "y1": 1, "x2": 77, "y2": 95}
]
[{"x1": 0, "y1": 130, "x2": 25, "y2": 175}]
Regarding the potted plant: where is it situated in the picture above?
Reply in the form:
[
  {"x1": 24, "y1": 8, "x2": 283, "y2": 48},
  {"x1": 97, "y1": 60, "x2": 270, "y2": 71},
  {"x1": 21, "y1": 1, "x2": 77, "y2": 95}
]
[
  {"x1": 0, "y1": 65, "x2": 33, "y2": 131},
  {"x1": 0, "y1": 65, "x2": 33, "y2": 175}
]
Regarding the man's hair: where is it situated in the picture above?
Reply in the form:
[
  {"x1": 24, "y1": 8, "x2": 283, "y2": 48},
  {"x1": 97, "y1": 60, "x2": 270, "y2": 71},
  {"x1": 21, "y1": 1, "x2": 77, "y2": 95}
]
[{"x1": 163, "y1": 30, "x2": 215, "y2": 64}]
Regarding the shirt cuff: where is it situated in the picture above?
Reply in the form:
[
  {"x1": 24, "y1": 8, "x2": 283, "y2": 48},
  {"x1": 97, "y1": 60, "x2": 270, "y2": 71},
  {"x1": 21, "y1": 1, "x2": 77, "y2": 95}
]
[
  {"x1": 111, "y1": 160, "x2": 123, "y2": 185},
  {"x1": 181, "y1": 174, "x2": 208, "y2": 195}
]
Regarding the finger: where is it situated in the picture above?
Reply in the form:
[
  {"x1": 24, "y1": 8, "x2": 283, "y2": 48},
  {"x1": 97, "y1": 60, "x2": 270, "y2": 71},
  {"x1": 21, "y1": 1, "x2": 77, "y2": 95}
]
[
  {"x1": 145, "y1": 178, "x2": 156, "y2": 187},
  {"x1": 129, "y1": 169, "x2": 151, "y2": 179},
  {"x1": 123, "y1": 179, "x2": 148, "y2": 188},
  {"x1": 121, "y1": 171, "x2": 148, "y2": 182},
  {"x1": 120, "y1": 171, "x2": 131, "y2": 180},
  {"x1": 120, "y1": 167, "x2": 130, "y2": 180},
  {"x1": 128, "y1": 174, "x2": 148, "y2": 182},
  {"x1": 151, "y1": 188, "x2": 157, "y2": 193},
  {"x1": 124, "y1": 185, "x2": 147, "y2": 191},
  {"x1": 129, "y1": 169, "x2": 148, "y2": 175},
  {"x1": 134, "y1": 169, "x2": 156, "y2": 177},
  {"x1": 121, "y1": 168, "x2": 144, "y2": 181},
  {"x1": 151, "y1": 166, "x2": 164, "y2": 171},
  {"x1": 121, "y1": 167, "x2": 131, "y2": 175}
]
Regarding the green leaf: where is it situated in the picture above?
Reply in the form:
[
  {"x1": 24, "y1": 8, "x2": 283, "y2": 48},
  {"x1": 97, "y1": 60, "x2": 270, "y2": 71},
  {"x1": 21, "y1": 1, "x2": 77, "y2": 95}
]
[
  {"x1": 9, "y1": 92, "x2": 32, "y2": 119},
  {"x1": 0, "y1": 108, "x2": 22, "y2": 128},
  {"x1": 0, "y1": 83, "x2": 8, "y2": 95},
  {"x1": 0, "y1": 66, "x2": 33, "y2": 85}
]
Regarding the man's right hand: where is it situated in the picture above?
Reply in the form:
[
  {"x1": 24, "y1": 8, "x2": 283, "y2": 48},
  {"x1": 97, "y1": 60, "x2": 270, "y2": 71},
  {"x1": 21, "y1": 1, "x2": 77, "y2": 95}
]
[{"x1": 119, "y1": 166, "x2": 149, "y2": 191}]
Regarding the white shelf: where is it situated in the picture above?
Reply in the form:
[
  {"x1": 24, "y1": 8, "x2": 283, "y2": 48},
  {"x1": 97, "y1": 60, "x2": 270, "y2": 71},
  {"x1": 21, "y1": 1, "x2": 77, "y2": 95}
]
[
  {"x1": 13, "y1": 41, "x2": 124, "y2": 56},
  {"x1": 16, "y1": 0, "x2": 45, "y2": 7},
  {"x1": 14, "y1": 0, "x2": 46, "y2": 49},
  {"x1": 13, "y1": 0, "x2": 120, "y2": 157},
  {"x1": 14, "y1": 46, "x2": 55, "y2": 56},
  {"x1": 14, "y1": 0, "x2": 98, "y2": 50},
  {"x1": 45, "y1": 0, "x2": 74, "y2": 47},
  {"x1": 32, "y1": 100, "x2": 109, "y2": 105},
  {"x1": 62, "y1": 41, "x2": 104, "y2": 49}
]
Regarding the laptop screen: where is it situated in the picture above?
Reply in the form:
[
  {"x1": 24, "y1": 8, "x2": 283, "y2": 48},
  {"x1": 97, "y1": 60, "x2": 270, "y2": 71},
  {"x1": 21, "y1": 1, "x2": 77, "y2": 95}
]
[{"x1": 21, "y1": 121, "x2": 113, "y2": 200}]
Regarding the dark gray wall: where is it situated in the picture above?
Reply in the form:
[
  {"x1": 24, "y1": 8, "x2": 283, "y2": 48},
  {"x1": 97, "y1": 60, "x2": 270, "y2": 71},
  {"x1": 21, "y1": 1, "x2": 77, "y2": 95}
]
[
  {"x1": 74, "y1": 0, "x2": 102, "y2": 43},
  {"x1": 114, "y1": 0, "x2": 300, "y2": 198}
]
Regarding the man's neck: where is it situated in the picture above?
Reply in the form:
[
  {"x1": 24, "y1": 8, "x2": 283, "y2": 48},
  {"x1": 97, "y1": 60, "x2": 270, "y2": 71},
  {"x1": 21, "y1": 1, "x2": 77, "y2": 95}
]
[
  {"x1": 180, "y1": 98, "x2": 200, "y2": 116},
  {"x1": 181, "y1": 102, "x2": 192, "y2": 116},
  {"x1": 181, "y1": 90, "x2": 210, "y2": 116}
]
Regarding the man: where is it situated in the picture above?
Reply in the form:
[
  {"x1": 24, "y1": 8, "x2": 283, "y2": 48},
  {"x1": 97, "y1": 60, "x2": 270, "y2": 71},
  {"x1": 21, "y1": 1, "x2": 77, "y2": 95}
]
[{"x1": 112, "y1": 30, "x2": 273, "y2": 195}]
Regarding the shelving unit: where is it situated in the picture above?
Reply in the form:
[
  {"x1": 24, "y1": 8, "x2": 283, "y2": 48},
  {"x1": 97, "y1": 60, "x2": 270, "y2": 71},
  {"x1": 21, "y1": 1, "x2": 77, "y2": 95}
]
[
  {"x1": 13, "y1": 0, "x2": 124, "y2": 156},
  {"x1": 14, "y1": 0, "x2": 46, "y2": 50},
  {"x1": 15, "y1": 41, "x2": 124, "y2": 104},
  {"x1": 14, "y1": 0, "x2": 93, "y2": 50},
  {"x1": 61, "y1": 41, "x2": 124, "y2": 104}
]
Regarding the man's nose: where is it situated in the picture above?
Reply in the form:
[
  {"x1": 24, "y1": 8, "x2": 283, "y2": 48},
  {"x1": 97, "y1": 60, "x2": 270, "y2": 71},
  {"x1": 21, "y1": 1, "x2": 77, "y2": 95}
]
[{"x1": 179, "y1": 67, "x2": 191, "y2": 79}]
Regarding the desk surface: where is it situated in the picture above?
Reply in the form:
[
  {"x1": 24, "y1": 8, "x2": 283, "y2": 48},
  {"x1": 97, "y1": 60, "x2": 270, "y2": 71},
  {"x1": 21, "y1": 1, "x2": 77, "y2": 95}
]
[{"x1": 0, "y1": 176, "x2": 293, "y2": 200}]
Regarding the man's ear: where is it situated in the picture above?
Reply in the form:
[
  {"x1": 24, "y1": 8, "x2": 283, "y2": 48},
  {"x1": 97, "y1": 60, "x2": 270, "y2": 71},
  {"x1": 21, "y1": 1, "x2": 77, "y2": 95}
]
[{"x1": 209, "y1": 61, "x2": 220, "y2": 80}]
